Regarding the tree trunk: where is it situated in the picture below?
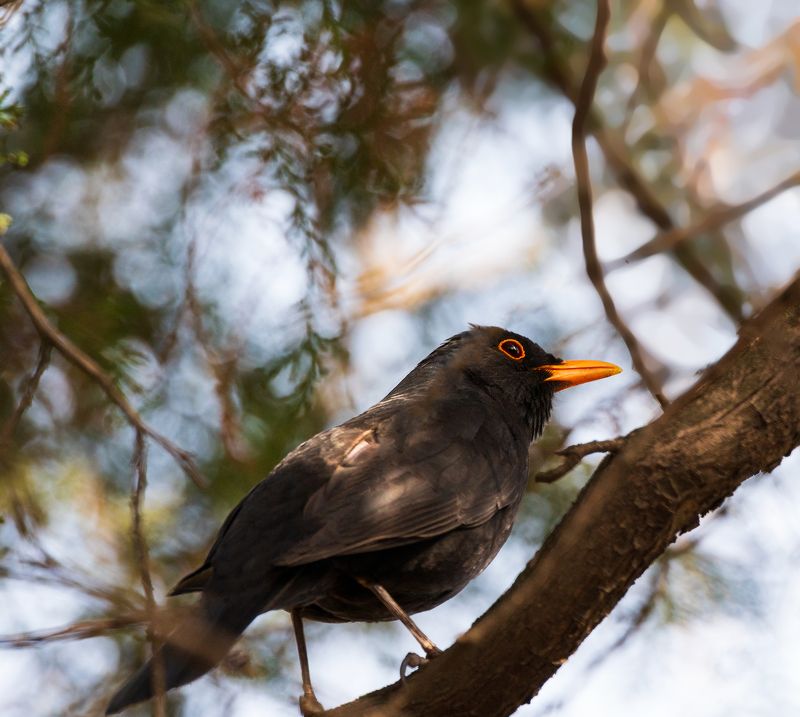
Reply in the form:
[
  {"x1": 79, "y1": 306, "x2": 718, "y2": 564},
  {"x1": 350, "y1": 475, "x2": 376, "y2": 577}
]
[{"x1": 325, "y1": 271, "x2": 800, "y2": 717}]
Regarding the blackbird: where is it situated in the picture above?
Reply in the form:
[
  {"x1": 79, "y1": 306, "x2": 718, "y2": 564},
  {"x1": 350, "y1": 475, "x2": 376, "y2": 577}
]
[{"x1": 106, "y1": 325, "x2": 620, "y2": 714}]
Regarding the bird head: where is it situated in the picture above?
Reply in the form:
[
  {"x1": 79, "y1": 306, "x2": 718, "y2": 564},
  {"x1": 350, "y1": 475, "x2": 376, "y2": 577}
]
[
  {"x1": 390, "y1": 325, "x2": 621, "y2": 439},
  {"x1": 459, "y1": 325, "x2": 621, "y2": 391}
]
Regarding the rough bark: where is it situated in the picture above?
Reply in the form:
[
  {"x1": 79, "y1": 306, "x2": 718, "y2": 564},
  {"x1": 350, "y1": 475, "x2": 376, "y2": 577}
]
[{"x1": 325, "y1": 271, "x2": 800, "y2": 717}]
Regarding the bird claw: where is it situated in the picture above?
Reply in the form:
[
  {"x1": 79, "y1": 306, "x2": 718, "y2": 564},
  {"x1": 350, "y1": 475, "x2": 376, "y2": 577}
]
[
  {"x1": 399, "y1": 647, "x2": 442, "y2": 684},
  {"x1": 400, "y1": 652, "x2": 426, "y2": 683},
  {"x1": 299, "y1": 692, "x2": 325, "y2": 716}
]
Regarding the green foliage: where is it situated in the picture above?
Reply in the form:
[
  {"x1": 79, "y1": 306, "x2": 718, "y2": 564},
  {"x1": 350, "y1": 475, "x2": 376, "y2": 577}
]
[{"x1": 0, "y1": 93, "x2": 26, "y2": 167}]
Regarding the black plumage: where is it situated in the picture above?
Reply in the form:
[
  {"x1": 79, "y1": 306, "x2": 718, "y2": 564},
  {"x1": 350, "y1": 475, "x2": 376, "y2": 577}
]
[{"x1": 106, "y1": 325, "x2": 620, "y2": 714}]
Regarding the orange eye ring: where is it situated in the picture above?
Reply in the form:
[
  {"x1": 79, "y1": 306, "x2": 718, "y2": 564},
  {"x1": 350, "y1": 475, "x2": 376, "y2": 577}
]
[{"x1": 498, "y1": 338, "x2": 525, "y2": 361}]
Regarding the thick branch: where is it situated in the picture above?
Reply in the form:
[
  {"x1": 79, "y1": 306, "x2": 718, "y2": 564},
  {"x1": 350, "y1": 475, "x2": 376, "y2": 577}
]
[{"x1": 326, "y1": 273, "x2": 800, "y2": 717}]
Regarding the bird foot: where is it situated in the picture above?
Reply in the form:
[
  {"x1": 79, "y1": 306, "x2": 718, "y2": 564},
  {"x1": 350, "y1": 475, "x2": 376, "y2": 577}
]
[
  {"x1": 400, "y1": 646, "x2": 442, "y2": 683},
  {"x1": 299, "y1": 692, "x2": 325, "y2": 716}
]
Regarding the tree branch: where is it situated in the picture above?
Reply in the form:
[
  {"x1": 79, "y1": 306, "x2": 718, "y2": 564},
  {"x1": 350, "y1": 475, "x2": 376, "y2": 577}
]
[
  {"x1": 609, "y1": 170, "x2": 800, "y2": 268},
  {"x1": 0, "y1": 338, "x2": 51, "y2": 447},
  {"x1": 0, "y1": 616, "x2": 143, "y2": 648},
  {"x1": 569, "y1": 0, "x2": 668, "y2": 408},
  {"x1": 0, "y1": 242, "x2": 206, "y2": 488},
  {"x1": 533, "y1": 437, "x2": 624, "y2": 484},
  {"x1": 325, "y1": 270, "x2": 800, "y2": 717},
  {"x1": 511, "y1": 0, "x2": 746, "y2": 323},
  {"x1": 130, "y1": 431, "x2": 166, "y2": 717}
]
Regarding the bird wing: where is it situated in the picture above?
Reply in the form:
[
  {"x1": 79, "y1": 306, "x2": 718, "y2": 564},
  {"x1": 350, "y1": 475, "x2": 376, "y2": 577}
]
[{"x1": 275, "y1": 394, "x2": 525, "y2": 567}]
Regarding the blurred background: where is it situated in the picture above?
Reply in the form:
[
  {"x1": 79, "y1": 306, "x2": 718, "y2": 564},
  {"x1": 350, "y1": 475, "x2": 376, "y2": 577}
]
[{"x1": 1, "y1": 0, "x2": 799, "y2": 715}]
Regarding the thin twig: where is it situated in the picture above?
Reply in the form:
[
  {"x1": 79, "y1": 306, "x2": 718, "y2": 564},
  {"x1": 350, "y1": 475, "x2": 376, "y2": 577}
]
[
  {"x1": 610, "y1": 170, "x2": 800, "y2": 268},
  {"x1": 0, "y1": 0, "x2": 24, "y2": 28},
  {"x1": 188, "y1": 0, "x2": 250, "y2": 97},
  {"x1": 184, "y1": 241, "x2": 249, "y2": 463},
  {"x1": 0, "y1": 615, "x2": 143, "y2": 648},
  {"x1": 187, "y1": 0, "x2": 302, "y2": 138},
  {"x1": 0, "y1": 338, "x2": 53, "y2": 536},
  {"x1": 622, "y1": 6, "x2": 669, "y2": 119},
  {"x1": 535, "y1": 437, "x2": 624, "y2": 484},
  {"x1": 130, "y1": 431, "x2": 166, "y2": 717},
  {"x1": 0, "y1": 339, "x2": 51, "y2": 447},
  {"x1": 0, "y1": 242, "x2": 206, "y2": 487},
  {"x1": 568, "y1": 1, "x2": 668, "y2": 408},
  {"x1": 41, "y1": 3, "x2": 74, "y2": 159},
  {"x1": 11, "y1": 557, "x2": 139, "y2": 611}
]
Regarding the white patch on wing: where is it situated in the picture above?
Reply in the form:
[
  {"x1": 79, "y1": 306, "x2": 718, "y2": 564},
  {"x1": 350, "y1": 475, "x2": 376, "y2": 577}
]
[
  {"x1": 367, "y1": 480, "x2": 409, "y2": 512},
  {"x1": 340, "y1": 428, "x2": 378, "y2": 467},
  {"x1": 345, "y1": 437, "x2": 372, "y2": 463}
]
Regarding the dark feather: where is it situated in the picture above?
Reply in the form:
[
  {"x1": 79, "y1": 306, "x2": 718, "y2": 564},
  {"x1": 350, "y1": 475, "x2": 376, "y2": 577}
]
[{"x1": 106, "y1": 325, "x2": 566, "y2": 712}]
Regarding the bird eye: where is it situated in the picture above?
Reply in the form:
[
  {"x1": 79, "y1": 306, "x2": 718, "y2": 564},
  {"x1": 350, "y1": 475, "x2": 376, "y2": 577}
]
[{"x1": 498, "y1": 339, "x2": 525, "y2": 360}]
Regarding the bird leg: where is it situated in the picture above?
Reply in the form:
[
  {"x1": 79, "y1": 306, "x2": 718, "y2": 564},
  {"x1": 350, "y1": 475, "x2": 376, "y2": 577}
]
[
  {"x1": 291, "y1": 609, "x2": 325, "y2": 716},
  {"x1": 357, "y1": 579, "x2": 442, "y2": 681}
]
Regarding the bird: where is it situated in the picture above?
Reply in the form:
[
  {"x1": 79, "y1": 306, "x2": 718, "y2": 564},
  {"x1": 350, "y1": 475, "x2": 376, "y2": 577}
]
[{"x1": 105, "y1": 325, "x2": 621, "y2": 714}]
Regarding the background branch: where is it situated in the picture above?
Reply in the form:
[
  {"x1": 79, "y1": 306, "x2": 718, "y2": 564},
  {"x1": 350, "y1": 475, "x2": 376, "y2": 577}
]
[
  {"x1": 511, "y1": 0, "x2": 746, "y2": 322},
  {"x1": 0, "y1": 242, "x2": 206, "y2": 488},
  {"x1": 610, "y1": 170, "x2": 800, "y2": 268},
  {"x1": 0, "y1": 339, "x2": 51, "y2": 448},
  {"x1": 569, "y1": 0, "x2": 668, "y2": 408},
  {"x1": 130, "y1": 431, "x2": 166, "y2": 717},
  {"x1": 0, "y1": 616, "x2": 143, "y2": 648}
]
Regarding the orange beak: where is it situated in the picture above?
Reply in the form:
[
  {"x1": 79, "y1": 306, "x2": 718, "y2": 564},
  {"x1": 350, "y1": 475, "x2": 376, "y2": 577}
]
[{"x1": 537, "y1": 359, "x2": 622, "y2": 391}]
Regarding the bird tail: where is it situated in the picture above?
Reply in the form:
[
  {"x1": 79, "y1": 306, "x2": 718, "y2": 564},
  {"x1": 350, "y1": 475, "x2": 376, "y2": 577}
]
[{"x1": 105, "y1": 597, "x2": 258, "y2": 714}]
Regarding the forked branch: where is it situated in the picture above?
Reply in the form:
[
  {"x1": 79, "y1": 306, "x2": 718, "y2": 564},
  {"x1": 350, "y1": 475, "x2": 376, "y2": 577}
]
[{"x1": 0, "y1": 242, "x2": 206, "y2": 488}]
